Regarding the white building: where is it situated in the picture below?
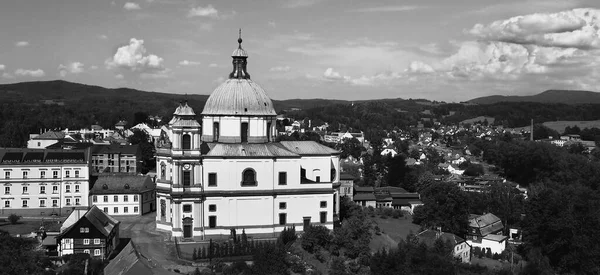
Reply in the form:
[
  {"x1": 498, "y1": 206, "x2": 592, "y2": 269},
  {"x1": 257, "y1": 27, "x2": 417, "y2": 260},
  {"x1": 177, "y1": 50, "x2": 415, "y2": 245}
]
[
  {"x1": 0, "y1": 148, "x2": 91, "y2": 217},
  {"x1": 90, "y1": 174, "x2": 156, "y2": 216},
  {"x1": 155, "y1": 36, "x2": 341, "y2": 239}
]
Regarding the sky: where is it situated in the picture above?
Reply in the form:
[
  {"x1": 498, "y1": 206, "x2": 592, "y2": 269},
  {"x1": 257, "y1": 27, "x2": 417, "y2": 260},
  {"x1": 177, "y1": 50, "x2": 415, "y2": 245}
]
[{"x1": 1, "y1": 0, "x2": 600, "y2": 102}]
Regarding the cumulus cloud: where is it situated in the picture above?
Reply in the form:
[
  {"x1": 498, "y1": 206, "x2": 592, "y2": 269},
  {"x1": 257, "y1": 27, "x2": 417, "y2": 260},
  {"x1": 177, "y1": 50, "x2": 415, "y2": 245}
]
[
  {"x1": 98, "y1": 34, "x2": 108, "y2": 40},
  {"x1": 323, "y1": 68, "x2": 350, "y2": 81},
  {"x1": 179, "y1": 60, "x2": 201, "y2": 66},
  {"x1": 15, "y1": 41, "x2": 29, "y2": 47},
  {"x1": 2, "y1": 73, "x2": 13, "y2": 79},
  {"x1": 115, "y1": 74, "x2": 124, "y2": 79},
  {"x1": 348, "y1": 5, "x2": 423, "y2": 13},
  {"x1": 105, "y1": 38, "x2": 165, "y2": 72},
  {"x1": 123, "y1": 2, "x2": 141, "y2": 10},
  {"x1": 208, "y1": 63, "x2": 218, "y2": 68},
  {"x1": 15, "y1": 69, "x2": 45, "y2": 77},
  {"x1": 188, "y1": 5, "x2": 218, "y2": 18},
  {"x1": 0, "y1": 64, "x2": 5, "y2": 70},
  {"x1": 270, "y1": 66, "x2": 291, "y2": 72},
  {"x1": 406, "y1": 61, "x2": 435, "y2": 73},
  {"x1": 468, "y1": 8, "x2": 600, "y2": 49},
  {"x1": 58, "y1": 62, "x2": 84, "y2": 77}
]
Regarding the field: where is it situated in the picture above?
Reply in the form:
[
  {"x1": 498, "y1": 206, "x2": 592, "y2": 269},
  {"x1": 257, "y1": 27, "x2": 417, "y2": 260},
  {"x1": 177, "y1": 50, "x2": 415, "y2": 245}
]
[
  {"x1": 0, "y1": 218, "x2": 62, "y2": 236},
  {"x1": 369, "y1": 215, "x2": 421, "y2": 252},
  {"x1": 542, "y1": 120, "x2": 600, "y2": 134}
]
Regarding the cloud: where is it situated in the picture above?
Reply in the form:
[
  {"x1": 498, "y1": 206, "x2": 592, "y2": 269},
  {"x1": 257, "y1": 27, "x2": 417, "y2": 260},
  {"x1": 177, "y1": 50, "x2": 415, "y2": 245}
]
[
  {"x1": 98, "y1": 34, "x2": 108, "y2": 40},
  {"x1": 179, "y1": 60, "x2": 201, "y2": 66},
  {"x1": 469, "y1": 0, "x2": 582, "y2": 16},
  {"x1": 468, "y1": 8, "x2": 600, "y2": 49},
  {"x1": 2, "y1": 72, "x2": 13, "y2": 79},
  {"x1": 15, "y1": 69, "x2": 45, "y2": 77},
  {"x1": 58, "y1": 62, "x2": 85, "y2": 77},
  {"x1": 90, "y1": 65, "x2": 99, "y2": 70},
  {"x1": 268, "y1": 21, "x2": 276, "y2": 28},
  {"x1": 283, "y1": 0, "x2": 323, "y2": 8},
  {"x1": 406, "y1": 61, "x2": 435, "y2": 73},
  {"x1": 348, "y1": 5, "x2": 423, "y2": 13},
  {"x1": 323, "y1": 68, "x2": 349, "y2": 81},
  {"x1": 105, "y1": 38, "x2": 165, "y2": 72},
  {"x1": 115, "y1": 74, "x2": 124, "y2": 79},
  {"x1": 208, "y1": 63, "x2": 218, "y2": 68},
  {"x1": 0, "y1": 64, "x2": 5, "y2": 70},
  {"x1": 269, "y1": 66, "x2": 291, "y2": 72},
  {"x1": 15, "y1": 41, "x2": 29, "y2": 47},
  {"x1": 123, "y1": 2, "x2": 141, "y2": 10},
  {"x1": 188, "y1": 5, "x2": 218, "y2": 18}
]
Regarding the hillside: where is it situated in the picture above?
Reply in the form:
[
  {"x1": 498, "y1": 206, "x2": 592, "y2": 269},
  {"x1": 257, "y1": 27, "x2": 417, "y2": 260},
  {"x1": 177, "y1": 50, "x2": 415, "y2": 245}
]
[{"x1": 468, "y1": 90, "x2": 600, "y2": 104}]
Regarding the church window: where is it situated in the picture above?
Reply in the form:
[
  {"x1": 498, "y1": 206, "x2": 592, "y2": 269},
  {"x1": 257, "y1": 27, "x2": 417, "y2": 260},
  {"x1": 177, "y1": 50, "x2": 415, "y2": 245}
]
[
  {"x1": 278, "y1": 172, "x2": 287, "y2": 185},
  {"x1": 213, "y1": 122, "x2": 220, "y2": 142},
  {"x1": 330, "y1": 168, "x2": 336, "y2": 182},
  {"x1": 160, "y1": 164, "x2": 166, "y2": 180},
  {"x1": 208, "y1": 173, "x2": 217, "y2": 186},
  {"x1": 182, "y1": 134, "x2": 191, "y2": 150},
  {"x1": 241, "y1": 168, "x2": 257, "y2": 186},
  {"x1": 209, "y1": 216, "x2": 217, "y2": 228},
  {"x1": 182, "y1": 171, "x2": 191, "y2": 186},
  {"x1": 183, "y1": 205, "x2": 192, "y2": 213},
  {"x1": 241, "y1": 122, "x2": 249, "y2": 143},
  {"x1": 267, "y1": 122, "x2": 272, "y2": 142},
  {"x1": 279, "y1": 213, "x2": 287, "y2": 225}
]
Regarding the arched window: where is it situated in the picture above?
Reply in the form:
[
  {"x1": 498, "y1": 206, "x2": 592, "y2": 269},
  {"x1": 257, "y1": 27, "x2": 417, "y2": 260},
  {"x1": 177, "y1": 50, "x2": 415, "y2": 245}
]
[
  {"x1": 213, "y1": 122, "x2": 220, "y2": 142},
  {"x1": 241, "y1": 168, "x2": 257, "y2": 186},
  {"x1": 182, "y1": 134, "x2": 191, "y2": 150},
  {"x1": 160, "y1": 163, "x2": 166, "y2": 180}
]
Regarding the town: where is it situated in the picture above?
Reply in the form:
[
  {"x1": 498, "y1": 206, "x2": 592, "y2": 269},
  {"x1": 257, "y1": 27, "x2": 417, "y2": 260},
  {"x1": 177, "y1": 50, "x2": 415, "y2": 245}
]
[{"x1": 2, "y1": 2, "x2": 600, "y2": 275}]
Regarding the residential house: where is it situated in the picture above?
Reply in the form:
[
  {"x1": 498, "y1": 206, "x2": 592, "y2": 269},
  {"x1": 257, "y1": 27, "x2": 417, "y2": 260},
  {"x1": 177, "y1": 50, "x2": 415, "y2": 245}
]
[
  {"x1": 353, "y1": 186, "x2": 376, "y2": 208},
  {"x1": 0, "y1": 148, "x2": 91, "y2": 217},
  {"x1": 91, "y1": 144, "x2": 141, "y2": 174},
  {"x1": 417, "y1": 229, "x2": 471, "y2": 263},
  {"x1": 466, "y1": 213, "x2": 507, "y2": 254},
  {"x1": 380, "y1": 146, "x2": 398, "y2": 157},
  {"x1": 338, "y1": 173, "x2": 355, "y2": 200},
  {"x1": 27, "y1": 131, "x2": 66, "y2": 149},
  {"x1": 57, "y1": 205, "x2": 120, "y2": 260},
  {"x1": 90, "y1": 174, "x2": 156, "y2": 216},
  {"x1": 103, "y1": 241, "x2": 156, "y2": 275}
]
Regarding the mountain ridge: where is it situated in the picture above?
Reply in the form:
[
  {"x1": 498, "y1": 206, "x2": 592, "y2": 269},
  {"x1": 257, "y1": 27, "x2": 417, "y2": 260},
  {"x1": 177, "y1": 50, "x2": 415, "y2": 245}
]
[{"x1": 468, "y1": 90, "x2": 600, "y2": 104}]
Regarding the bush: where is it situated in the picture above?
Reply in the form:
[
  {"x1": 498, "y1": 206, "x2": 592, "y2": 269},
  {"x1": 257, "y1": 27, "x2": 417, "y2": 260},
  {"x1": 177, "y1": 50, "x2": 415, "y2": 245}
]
[
  {"x1": 392, "y1": 210, "x2": 403, "y2": 219},
  {"x1": 382, "y1": 208, "x2": 394, "y2": 217},
  {"x1": 314, "y1": 250, "x2": 326, "y2": 263},
  {"x1": 301, "y1": 225, "x2": 332, "y2": 253},
  {"x1": 278, "y1": 226, "x2": 297, "y2": 246},
  {"x1": 8, "y1": 214, "x2": 20, "y2": 225}
]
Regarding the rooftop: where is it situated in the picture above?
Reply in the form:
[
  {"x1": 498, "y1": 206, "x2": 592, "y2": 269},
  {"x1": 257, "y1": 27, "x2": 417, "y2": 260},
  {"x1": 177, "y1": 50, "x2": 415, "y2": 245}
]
[
  {"x1": 279, "y1": 141, "x2": 340, "y2": 156},
  {"x1": 417, "y1": 229, "x2": 466, "y2": 247},
  {"x1": 92, "y1": 144, "x2": 140, "y2": 155},
  {"x1": 204, "y1": 143, "x2": 300, "y2": 158},
  {"x1": 0, "y1": 148, "x2": 89, "y2": 164},
  {"x1": 91, "y1": 174, "x2": 155, "y2": 195},
  {"x1": 59, "y1": 205, "x2": 119, "y2": 238},
  {"x1": 103, "y1": 241, "x2": 156, "y2": 275}
]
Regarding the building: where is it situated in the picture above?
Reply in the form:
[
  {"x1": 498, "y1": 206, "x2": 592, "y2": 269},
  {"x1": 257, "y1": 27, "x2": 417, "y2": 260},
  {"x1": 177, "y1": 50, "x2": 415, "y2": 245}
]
[
  {"x1": 57, "y1": 205, "x2": 120, "y2": 260},
  {"x1": 417, "y1": 229, "x2": 471, "y2": 263},
  {"x1": 353, "y1": 186, "x2": 376, "y2": 208},
  {"x1": 337, "y1": 173, "x2": 355, "y2": 200},
  {"x1": 27, "y1": 131, "x2": 66, "y2": 149},
  {"x1": 0, "y1": 148, "x2": 91, "y2": 217},
  {"x1": 154, "y1": 35, "x2": 340, "y2": 239},
  {"x1": 91, "y1": 144, "x2": 141, "y2": 174},
  {"x1": 466, "y1": 213, "x2": 507, "y2": 254},
  {"x1": 90, "y1": 174, "x2": 156, "y2": 216},
  {"x1": 103, "y1": 241, "x2": 156, "y2": 275}
]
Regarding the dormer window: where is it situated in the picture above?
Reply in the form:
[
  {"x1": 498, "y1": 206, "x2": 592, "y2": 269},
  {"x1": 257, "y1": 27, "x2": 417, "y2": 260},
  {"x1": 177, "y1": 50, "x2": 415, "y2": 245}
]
[
  {"x1": 102, "y1": 184, "x2": 108, "y2": 190},
  {"x1": 241, "y1": 168, "x2": 256, "y2": 186},
  {"x1": 124, "y1": 184, "x2": 130, "y2": 190}
]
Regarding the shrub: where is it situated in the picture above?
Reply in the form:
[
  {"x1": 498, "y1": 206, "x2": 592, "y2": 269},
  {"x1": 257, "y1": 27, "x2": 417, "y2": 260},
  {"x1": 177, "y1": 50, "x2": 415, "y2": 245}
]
[
  {"x1": 301, "y1": 225, "x2": 332, "y2": 253},
  {"x1": 382, "y1": 207, "x2": 394, "y2": 217},
  {"x1": 392, "y1": 210, "x2": 403, "y2": 219},
  {"x1": 314, "y1": 250, "x2": 326, "y2": 263},
  {"x1": 278, "y1": 226, "x2": 297, "y2": 246},
  {"x1": 492, "y1": 253, "x2": 500, "y2": 260},
  {"x1": 8, "y1": 214, "x2": 20, "y2": 225}
]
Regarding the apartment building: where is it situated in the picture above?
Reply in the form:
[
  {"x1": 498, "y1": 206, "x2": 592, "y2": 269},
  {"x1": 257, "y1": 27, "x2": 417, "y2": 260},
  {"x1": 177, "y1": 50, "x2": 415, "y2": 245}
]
[{"x1": 91, "y1": 144, "x2": 141, "y2": 174}]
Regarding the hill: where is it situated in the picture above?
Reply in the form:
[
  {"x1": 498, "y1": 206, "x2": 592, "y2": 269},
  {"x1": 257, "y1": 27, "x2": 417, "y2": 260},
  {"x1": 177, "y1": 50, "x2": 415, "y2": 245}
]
[{"x1": 468, "y1": 90, "x2": 600, "y2": 104}]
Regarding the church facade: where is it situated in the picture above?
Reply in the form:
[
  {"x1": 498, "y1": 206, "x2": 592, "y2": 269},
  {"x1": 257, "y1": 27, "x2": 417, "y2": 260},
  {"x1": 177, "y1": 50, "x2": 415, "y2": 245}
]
[{"x1": 155, "y1": 35, "x2": 341, "y2": 239}]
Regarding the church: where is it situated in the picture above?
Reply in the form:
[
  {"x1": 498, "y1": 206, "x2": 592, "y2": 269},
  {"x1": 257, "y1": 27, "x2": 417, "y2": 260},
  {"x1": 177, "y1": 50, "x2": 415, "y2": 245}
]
[{"x1": 155, "y1": 33, "x2": 341, "y2": 239}]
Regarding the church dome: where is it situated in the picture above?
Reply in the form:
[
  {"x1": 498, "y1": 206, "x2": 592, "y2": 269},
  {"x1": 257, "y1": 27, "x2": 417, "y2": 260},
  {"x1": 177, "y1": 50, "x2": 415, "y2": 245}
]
[
  {"x1": 202, "y1": 79, "x2": 276, "y2": 116},
  {"x1": 201, "y1": 30, "x2": 276, "y2": 117}
]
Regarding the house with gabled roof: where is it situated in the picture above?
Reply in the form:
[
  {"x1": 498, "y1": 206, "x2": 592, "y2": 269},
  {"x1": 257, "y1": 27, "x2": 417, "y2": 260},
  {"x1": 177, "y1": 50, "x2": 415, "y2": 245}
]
[
  {"x1": 417, "y1": 229, "x2": 471, "y2": 263},
  {"x1": 57, "y1": 205, "x2": 120, "y2": 260},
  {"x1": 466, "y1": 213, "x2": 507, "y2": 254},
  {"x1": 90, "y1": 174, "x2": 156, "y2": 216},
  {"x1": 103, "y1": 241, "x2": 160, "y2": 275}
]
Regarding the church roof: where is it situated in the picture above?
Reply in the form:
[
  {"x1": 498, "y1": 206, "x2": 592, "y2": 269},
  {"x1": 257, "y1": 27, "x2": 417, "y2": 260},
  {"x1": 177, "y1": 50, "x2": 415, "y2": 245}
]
[
  {"x1": 201, "y1": 31, "x2": 277, "y2": 117},
  {"x1": 173, "y1": 101, "x2": 196, "y2": 116},
  {"x1": 279, "y1": 141, "x2": 340, "y2": 156},
  {"x1": 202, "y1": 79, "x2": 276, "y2": 116},
  {"x1": 204, "y1": 143, "x2": 299, "y2": 158}
]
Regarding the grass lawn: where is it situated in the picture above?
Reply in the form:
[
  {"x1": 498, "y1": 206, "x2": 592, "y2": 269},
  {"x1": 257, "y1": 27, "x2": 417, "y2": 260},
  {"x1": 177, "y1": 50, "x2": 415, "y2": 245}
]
[
  {"x1": 0, "y1": 220, "x2": 47, "y2": 235},
  {"x1": 471, "y1": 257, "x2": 525, "y2": 273},
  {"x1": 369, "y1": 215, "x2": 422, "y2": 252}
]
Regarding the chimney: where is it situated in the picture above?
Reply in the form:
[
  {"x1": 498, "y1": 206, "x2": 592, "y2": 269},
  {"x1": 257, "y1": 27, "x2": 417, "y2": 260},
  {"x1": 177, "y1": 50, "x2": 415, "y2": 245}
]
[{"x1": 530, "y1": 119, "x2": 534, "y2": 141}]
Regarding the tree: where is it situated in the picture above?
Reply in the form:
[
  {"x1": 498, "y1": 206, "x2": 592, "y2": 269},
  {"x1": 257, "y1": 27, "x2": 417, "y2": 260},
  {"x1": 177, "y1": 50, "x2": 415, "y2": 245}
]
[
  {"x1": 329, "y1": 257, "x2": 349, "y2": 275},
  {"x1": 8, "y1": 214, "x2": 20, "y2": 225},
  {"x1": 386, "y1": 155, "x2": 408, "y2": 187},
  {"x1": 0, "y1": 230, "x2": 55, "y2": 274},
  {"x1": 337, "y1": 137, "x2": 364, "y2": 159},
  {"x1": 127, "y1": 129, "x2": 155, "y2": 174},
  {"x1": 251, "y1": 242, "x2": 288, "y2": 275},
  {"x1": 463, "y1": 163, "x2": 484, "y2": 177},
  {"x1": 412, "y1": 182, "x2": 470, "y2": 236},
  {"x1": 301, "y1": 225, "x2": 332, "y2": 253}
]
